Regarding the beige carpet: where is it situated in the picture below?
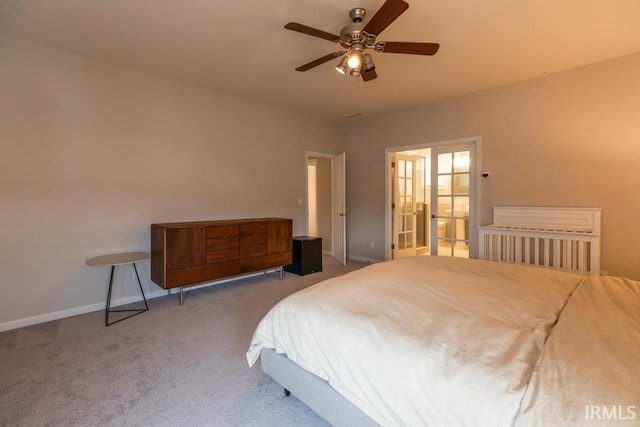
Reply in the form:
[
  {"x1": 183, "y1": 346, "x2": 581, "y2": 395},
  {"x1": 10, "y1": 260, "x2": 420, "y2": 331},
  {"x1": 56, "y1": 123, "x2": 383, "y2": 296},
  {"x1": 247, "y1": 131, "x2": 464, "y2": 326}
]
[{"x1": 0, "y1": 256, "x2": 368, "y2": 426}]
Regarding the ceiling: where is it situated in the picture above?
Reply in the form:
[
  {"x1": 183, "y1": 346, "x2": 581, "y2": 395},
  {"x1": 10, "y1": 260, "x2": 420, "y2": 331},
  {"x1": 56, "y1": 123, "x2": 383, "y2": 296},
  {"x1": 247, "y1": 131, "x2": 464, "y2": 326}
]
[{"x1": 2, "y1": 0, "x2": 640, "y2": 123}]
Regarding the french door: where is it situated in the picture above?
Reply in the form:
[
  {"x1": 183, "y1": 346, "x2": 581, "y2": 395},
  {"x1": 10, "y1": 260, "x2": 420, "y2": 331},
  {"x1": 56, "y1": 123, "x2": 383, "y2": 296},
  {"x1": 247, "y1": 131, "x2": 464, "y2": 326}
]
[
  {"x1": 392, "y1": 154, "x2": 419, "y2": 258},
  {"x1": 430, "y1": 142, "x2": 476, "y2": 257},
  {"x1": 387, "y1": 138, "x2": 478, "y2": 260}
]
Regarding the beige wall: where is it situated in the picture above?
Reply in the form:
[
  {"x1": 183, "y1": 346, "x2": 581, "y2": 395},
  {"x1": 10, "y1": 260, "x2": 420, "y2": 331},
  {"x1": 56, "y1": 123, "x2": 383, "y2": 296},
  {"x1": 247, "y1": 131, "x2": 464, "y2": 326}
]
[
  {"x1": 339, "y1": 52, "x2": 640, "y2": 280},
  {"x1": 0, "y1": 37, "x2": 340, "y2": 327},
  {"x1": 2, "y1": 33, "x2": 639, "y2": 329}
]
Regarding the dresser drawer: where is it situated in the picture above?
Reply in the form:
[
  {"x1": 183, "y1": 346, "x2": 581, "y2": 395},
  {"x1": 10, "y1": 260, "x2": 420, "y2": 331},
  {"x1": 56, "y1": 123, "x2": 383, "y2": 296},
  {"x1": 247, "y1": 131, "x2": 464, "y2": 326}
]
[
  {"x1": 206, "y1": 236, "x2": 239, "y2": 251},
  {"x1": 207, "y1": 260, "x2": 240, "y2": 280},
  {"x1": 206, "y1": 224, "x2": 239, "y2": 238},
  {"x1": 206, "y1": 248, "x2": 239, "y2": 263},
  {"x1": 166, "y1": 260, "x2": 240, "y2": 287},
  {"x1": 240, "y1": 233, "x2": 268, "y2": 257},
  {"x1": 240, "y1": 252, "x2": 292, "y2": 273},
  {"x1": 240, "y1": 222, "x2": 268, "y2": 235}
]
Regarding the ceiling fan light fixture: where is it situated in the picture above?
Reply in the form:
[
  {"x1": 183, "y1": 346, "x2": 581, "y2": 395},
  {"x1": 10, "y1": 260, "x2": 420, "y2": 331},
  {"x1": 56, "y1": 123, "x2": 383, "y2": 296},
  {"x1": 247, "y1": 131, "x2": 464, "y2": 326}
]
[
  {"x1": 363, "y1": 53, "x2": 375, "y2": 71},
  {"x1": 285, "y1": 0, "x2": 440, "y2": 82},
  {"x1": 347, "y1": 51, "x2": 362, "y2": 69},
  {"x1": 335, "y1": 56, "x2": 349, "y2": 75}
]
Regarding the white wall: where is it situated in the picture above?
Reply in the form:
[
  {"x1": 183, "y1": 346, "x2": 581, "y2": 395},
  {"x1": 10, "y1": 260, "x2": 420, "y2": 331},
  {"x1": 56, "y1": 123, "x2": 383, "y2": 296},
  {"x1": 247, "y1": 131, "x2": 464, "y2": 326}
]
[
  {"x1": 339, "y1": 52, "x2": 640, "y2": 280},
  {"x1": 0, "y1": 36, "x2": 339, "y2": 328},
  {"x1": 3, "y1": 34, "x2": 639, "y2": 329}
]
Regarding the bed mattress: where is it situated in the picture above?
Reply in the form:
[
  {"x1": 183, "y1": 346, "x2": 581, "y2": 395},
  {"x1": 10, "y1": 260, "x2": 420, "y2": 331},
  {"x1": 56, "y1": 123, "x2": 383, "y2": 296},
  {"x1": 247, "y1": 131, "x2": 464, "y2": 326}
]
[{"x1": 248, "y1": 256, "x2": 600, "y2": 426}]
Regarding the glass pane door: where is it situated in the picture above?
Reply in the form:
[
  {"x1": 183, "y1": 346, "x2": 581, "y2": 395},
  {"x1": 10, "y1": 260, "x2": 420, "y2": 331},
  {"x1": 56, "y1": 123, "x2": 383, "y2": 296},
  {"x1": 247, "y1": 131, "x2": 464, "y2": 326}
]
[
  {"x1": 393, "y1": 154, "x2": 418, "y2": 258},
  {"x1": 430, "y1": 144, "x2": 475, "y2": 258}
]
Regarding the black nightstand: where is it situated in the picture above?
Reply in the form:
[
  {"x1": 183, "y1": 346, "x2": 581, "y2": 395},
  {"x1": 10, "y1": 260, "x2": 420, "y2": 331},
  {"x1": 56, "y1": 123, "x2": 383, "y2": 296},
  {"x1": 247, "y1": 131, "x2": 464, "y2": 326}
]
[{"x1": 284, "y1": 236, "x2": 322, "y2": 276}]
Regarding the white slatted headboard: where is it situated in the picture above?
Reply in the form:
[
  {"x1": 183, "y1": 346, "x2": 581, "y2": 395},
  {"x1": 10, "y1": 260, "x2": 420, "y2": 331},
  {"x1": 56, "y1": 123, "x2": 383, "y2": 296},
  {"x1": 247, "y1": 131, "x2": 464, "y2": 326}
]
[{"x1": 478, "y1": 207, "x2": 601, "y2": 276}]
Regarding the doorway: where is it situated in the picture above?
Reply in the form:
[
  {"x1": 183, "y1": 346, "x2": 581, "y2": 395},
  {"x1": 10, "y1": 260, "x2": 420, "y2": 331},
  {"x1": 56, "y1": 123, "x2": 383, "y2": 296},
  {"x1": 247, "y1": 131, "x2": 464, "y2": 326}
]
[
  {"x1": 306, "y1": 152, "x2": 347, "y2": 266},
  {"x1": 386, "y1": 137, "x2": 479, "y2": 260}
]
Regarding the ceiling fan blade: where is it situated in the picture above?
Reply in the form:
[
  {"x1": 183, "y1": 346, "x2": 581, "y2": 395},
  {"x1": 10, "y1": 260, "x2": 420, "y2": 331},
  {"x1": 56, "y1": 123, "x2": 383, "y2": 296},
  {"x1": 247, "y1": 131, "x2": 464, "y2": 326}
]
[
  {"x1": 377, "y1": 41, "x2": 440, "y2": 55},
  {"x1": 284, "y1": 22, "x2": 341, "y2": 42},
  {"x1": 362, "y1": 0, "x2": 409, "y2": 36},
  {"x1": 295, "y1": 51, "x2": 345, "y2": 72},
  {"x1": 361, "y1": 68, "x2": 378, "y2": 82}
]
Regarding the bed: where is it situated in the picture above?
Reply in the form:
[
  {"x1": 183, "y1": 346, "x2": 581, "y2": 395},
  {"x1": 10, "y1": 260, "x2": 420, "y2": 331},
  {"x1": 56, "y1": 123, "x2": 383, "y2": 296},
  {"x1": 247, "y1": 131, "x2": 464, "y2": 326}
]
[{"x1": 246, "y1": 208, "x2": 639, "y2": 426}]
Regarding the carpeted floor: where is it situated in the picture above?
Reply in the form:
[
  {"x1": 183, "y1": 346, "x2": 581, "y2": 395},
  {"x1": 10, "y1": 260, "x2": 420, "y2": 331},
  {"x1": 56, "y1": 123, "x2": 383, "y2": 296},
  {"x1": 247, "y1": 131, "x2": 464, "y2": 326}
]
[{"x1": 0, "y1": 256, "x2": 368, "y2": 427}]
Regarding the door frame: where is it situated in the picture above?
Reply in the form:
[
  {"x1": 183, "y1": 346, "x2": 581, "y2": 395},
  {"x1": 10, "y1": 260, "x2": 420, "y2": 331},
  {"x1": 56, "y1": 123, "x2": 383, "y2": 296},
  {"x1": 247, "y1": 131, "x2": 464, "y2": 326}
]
[
  {"x1": 384, "y1": 136, "x2": 482, "y2": 261},
  {"x1": 306, "y1": 151, "x2": 347, "y2": 265}
]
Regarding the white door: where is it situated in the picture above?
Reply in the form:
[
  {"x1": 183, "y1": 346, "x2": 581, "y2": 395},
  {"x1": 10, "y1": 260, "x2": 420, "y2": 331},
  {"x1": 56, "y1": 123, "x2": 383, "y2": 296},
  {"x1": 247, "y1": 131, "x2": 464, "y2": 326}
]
[
  {"x1": 430, "y1": 143, "x2": 476, "y2": 258},
  {"x1": 331, "y1": 153, "x2": 347, "y2": 265},
  {"x1": 392, "y1": 154, "x2": 419, "y2": 258}
]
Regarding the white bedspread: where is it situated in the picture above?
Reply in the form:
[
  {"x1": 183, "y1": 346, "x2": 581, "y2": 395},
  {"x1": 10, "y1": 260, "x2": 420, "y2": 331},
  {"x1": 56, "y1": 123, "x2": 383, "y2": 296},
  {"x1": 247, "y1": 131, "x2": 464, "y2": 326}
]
[
  {"x1": 247, "y1": 256, "x2": 583, "y2": 427},
  {"x1": 517, "y1": 275, "x2": 640, "y2": 426}
]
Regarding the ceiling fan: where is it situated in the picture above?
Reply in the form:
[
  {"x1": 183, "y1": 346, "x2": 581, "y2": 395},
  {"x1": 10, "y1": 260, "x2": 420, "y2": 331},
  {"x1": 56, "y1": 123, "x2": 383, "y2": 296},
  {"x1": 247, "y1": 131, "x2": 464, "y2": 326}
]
[{"x1": 284, "y1": 0, "x2": 439, "y2": 82}]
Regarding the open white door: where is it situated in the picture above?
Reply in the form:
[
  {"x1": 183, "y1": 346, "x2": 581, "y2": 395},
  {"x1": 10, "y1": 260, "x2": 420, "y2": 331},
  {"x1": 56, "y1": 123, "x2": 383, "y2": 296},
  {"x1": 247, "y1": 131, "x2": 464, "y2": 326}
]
[
  {"x1": 331, "y1": 153, "x2": 347, "y2": 265},
  {"x1": 430, "y1": 142, "x2": 476, "y2": 258},
  {"x1": 392, "y1": 153, "x2": 419, "y2": 258}
]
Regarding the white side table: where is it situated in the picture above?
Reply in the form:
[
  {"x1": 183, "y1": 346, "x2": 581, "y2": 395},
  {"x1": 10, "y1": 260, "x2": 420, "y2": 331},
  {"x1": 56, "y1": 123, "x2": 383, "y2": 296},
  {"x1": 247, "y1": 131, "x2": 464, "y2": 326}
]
[{"x1": 86, "y1": 252, "x2": 150, "y2": 326}]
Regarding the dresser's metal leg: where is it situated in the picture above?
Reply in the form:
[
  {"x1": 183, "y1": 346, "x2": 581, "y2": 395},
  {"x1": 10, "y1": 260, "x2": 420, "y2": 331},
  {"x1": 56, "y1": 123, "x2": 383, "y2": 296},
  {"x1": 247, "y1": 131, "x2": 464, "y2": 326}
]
[
  {"x1": 279, "y1": 266, "x2": 284, "y2": 280},
  {"x1": 180, "y1": 287, "x2": 184, "y2": 305}
]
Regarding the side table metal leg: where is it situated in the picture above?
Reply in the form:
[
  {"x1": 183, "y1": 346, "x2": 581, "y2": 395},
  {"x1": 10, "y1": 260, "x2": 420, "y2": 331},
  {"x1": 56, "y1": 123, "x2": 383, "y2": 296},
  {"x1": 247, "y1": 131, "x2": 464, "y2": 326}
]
[
  {"x1": 105, "y1": 265, "x2": 115, "y2": 327},
  {"x1": 105, "y1": 262, "x2": 150, "y2": 326},
  {"x1": 133, "y1": 262, "x2": 149, "y2": 311}
]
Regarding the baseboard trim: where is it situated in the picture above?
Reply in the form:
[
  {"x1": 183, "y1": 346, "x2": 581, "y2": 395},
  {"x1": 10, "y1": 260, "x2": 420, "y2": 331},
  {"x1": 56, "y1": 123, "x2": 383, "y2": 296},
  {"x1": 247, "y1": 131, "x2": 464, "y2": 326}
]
[
  {"x1": 0, "y1": 270, "x2": 276, "y2": 333},
  {"x1": 347, "y1": 255, "x2": 383, "y2": 264},
  {"x1": 0, "y1": 289, "x2": 163, "y2": 333}
]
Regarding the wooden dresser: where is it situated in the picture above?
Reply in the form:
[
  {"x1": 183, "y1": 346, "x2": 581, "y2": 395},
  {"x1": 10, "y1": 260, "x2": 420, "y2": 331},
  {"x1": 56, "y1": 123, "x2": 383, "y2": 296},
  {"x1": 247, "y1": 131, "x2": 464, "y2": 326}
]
[{"x1": 151, "y1": 218, "x2": 292, "y2": 304}]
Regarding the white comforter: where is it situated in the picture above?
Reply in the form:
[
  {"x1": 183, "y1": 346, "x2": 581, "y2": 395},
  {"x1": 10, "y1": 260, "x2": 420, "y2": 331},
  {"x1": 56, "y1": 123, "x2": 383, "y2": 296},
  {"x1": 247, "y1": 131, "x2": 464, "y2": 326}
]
[
  {"x1": 247, "y1": 256, "x2": 584, "y2": 427},
  {"x1": 517, "y1": 275, "x2": 640, "y2": 426}
]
